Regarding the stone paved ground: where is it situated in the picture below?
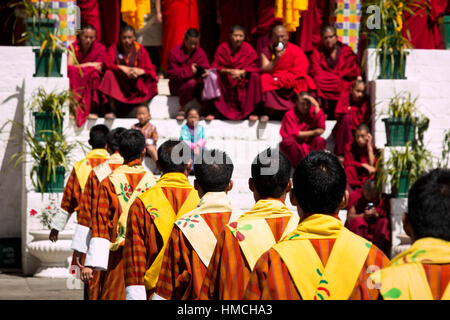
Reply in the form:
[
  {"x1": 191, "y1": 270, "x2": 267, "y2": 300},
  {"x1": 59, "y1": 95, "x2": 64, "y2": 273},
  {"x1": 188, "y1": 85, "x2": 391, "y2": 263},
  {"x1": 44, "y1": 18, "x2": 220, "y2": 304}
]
[{"x1": 0, "y1": 272, "x2": 83, "y2": 300}]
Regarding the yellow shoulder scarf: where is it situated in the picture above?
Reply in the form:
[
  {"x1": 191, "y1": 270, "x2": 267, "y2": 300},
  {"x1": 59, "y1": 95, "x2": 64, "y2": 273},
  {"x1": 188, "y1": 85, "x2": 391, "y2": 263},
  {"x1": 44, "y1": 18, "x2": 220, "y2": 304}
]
[
  {"x1": 227, "y1": 199, "x2": 299, "y2": 271},
  {"x1": 93, "y1": 153, "x2": 124, "y2": 183},
  {"x1": 109, "y1": 164, "x2": 157, "y2": 251},
  {"x1": 273, "y1": 214, "x2": 372, "y2": 300},
  {"x1": 275, "y1": 0, "x2": 308, "y2": 32},
  {"x1": 139, "y1": 172, "x2": 200, "y2": 292},
  {"x1": 370, "y1": 237, "x2": 450, "y2": 300},
  {"x1": 73, "y1": 149, "x2": 108, "y2": 193},
  {"x1": 175, "y1": 192, "x2": 243, "y2": 267}
]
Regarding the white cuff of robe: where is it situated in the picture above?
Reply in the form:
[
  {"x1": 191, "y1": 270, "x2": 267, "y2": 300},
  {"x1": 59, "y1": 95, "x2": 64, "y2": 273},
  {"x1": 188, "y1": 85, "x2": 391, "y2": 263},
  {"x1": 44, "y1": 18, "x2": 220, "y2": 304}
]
[
  {"x1": 70, "y1": 224, "x2": 92, "y2": 253},
  {"x1": 84, "y1": 237, "x2": 110, "y2": 271},
  {"x1": 126, "y1": 286, "x2": 147, "y2": 300},
  {"x1": 152, "y1": 293, "x2": 167, "y2": 300},
  {"x1": 50, "y1": 210, "x2": 70, "y2": 231}
]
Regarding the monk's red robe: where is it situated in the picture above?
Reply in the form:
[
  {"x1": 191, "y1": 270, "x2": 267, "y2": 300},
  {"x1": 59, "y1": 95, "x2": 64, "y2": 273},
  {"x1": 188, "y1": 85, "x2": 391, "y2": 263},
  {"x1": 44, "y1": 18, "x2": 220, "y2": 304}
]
[
  {"x1": 161, "y1": 0, "x2": 200, "y2": 72},
  {"x1": 296, "y1": 0, "x2": 332, "y2": 52},
  {"x1": 345, "y1": 189, "x2": 391, "y2": 255},
  {"x1": 261, "y1": 43, "x2": 316, "y2": 111},
  {"x1": 155, "y1": 210, "x2": 234, "y2": 300},
  {"x1": 243, "y1": 235, "x2": 389, "y2": 300},
  {"x1": 87, "y1": 160, "x2": 146, "y2": 300},
  {"x1": 332, "y1": 91, "x2": 371, "y2": 156},
  {"x1": 167, "y1": 44, "x2": 210, "y2": 107},
  {"x1": 343, "y1": 141, "x2": 377, "y2": 190},
  {"x1": 310, "y1": 42, "x2": 360, "y2": 117},
  {"x1": 217, "y1": 0, "x2": 256, "y2": 45},
  {"x1": 252, "y1": 0, "x2": 281, "y2": 54},
  {"x1": 98, "y1": 41, "x2": 158, "y2": 113},
  {"x1": 98, "y1": 0, "x2": 120, "y2": 48},
  {"x1": 68, "y1": 40, "x2": 105, "y2": 127},
  {"x1": 212, "y1": 42, "x2": 261, "y2": 120},
  {"x1": 199, "y1": 214, "x2": 293, "y2": 300},
  {"x1": 279, "y1": 106, "x2": 326, "y2": 168},
  {"x1": 403, "y1": 0, "x2": 449, "y2": 49},
  {"x1": 78, "y1": 0, "x2": 102, "y2": 41}
]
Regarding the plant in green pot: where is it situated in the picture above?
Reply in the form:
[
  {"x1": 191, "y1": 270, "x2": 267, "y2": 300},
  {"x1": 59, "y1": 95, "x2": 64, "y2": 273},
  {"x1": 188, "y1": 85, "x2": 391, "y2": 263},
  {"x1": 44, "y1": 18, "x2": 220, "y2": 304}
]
[
  {"x1": 382, "y1": 91, "x2": 419, "y2": 146},
  {"x1": 375, "y1": 0, "x2": 426, "y2": 79},
  {"x1": 376, "y1": 116, "x2": 433, "y2": 198}
]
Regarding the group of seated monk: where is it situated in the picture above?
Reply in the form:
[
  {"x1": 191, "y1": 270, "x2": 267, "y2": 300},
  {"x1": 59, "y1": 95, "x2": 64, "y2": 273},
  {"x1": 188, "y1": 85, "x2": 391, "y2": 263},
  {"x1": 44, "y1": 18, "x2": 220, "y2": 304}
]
[{"x1": 68, "y1": 22, "x2": 363, "y2": 126}]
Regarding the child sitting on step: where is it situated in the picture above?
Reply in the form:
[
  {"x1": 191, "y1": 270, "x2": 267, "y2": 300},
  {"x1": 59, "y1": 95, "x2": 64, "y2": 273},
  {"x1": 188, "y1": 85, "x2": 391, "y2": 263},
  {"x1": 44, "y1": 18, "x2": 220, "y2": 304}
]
[
  {"x1": 131, "y1": 104, "x2": 159, "y2": 168},
  {"x1": 180, "y1": 106, "x2": 206, "y2": 173}
]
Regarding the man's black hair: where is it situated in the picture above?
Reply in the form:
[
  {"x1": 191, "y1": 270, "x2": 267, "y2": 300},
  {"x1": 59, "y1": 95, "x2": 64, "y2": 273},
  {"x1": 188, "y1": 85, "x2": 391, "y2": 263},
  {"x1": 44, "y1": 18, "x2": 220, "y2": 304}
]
[
  {"x1": 356, "y1": 123, "x2": 371, "y2": 133},
  {"x1": 229, "y1": 24, "x2": 246, "y2": 35},
  {"x1": 157, "y1": 140, "x2": 191, "y2": 174},
  {"x1": 321, "y1": 24, "x2": 337, "y2": 36},
  {"x1": 407, "y1": 169, "x2": 450, "y2": 241},
  {"x1": 184, "y1": 28, "x2": 201, "y2": 39},
  {"x1": 118, "y1": 129, "x2": 146, "y2": 161},
  {"x1": 293, "y1": 150, "x2": 347, "y2": 214},
  {"x1": 106, "y1": 127, "x2": 127, "y2": 153},
  {"x1": 120, "y1": 24, "x2": 136, "y2": 35},
  {"x1": 251, "y1": 148, "x2": 291, "y2": 198},
  {"x1": 82, "y1": 24, "x2": 96, "y2": 32},
  {"x1": 194, "y1": 149, "x2": 233, "y2": 192},
  {"x1": 89, "y1": 124, "x2": 109, "y2": 149}
]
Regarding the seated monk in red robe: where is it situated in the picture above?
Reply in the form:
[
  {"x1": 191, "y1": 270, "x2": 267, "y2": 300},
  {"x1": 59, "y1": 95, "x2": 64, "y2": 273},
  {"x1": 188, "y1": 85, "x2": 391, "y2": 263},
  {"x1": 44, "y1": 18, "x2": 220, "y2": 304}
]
[
  {"x1": 68, "y1": 24, "x2": 106, "y2": 126},
  {"x1": 403, "y1": 0, "x2": 449, "y2": 49},
  {"x1": 279, "y1": 92, "x2": 326, "y2": 168},
  {"x1": 332, "y1": 80, "x2": 371, "y2": 157},
  {"x1": 310, "y1": 25, "x2": 361, "y2": 120},
  {"x1": 98, "y1": 25, "x2": 158, "y2": 119},
  {"x1": 167, "y1": 28, "x2": 210, "y2": 121},
  {"x1": 212, "y1": 24, "x2": 261, "y2": 121},
  {"x1": 260, "y1": 25, "x2": 316, "y2": 122},
  {"x1": 344, "y1": 124, "x2": 377, "y2": 192},
  {"x1": 346, "y1": 180, "x2": 391, "y2": 256}
]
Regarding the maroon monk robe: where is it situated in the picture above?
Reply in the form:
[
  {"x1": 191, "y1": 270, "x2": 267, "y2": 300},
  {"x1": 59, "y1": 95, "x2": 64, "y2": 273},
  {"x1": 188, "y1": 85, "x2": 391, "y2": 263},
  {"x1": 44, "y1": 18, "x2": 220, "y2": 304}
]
[
  {"x1": 296, "y1": 0, "x2": 332, "y2": 52},
  {"x1": 261, "y1": 43, "x2": 317, "y2": 112},
  {"x1": 217, "y1": 0, "x2": 256, "y2": 45},
  {"x1": 98, "y1": 41, "x2": 158, "y2": 112},
  {"x1": 78, "y1": 0, "x2": 102, "y2": 41},
  {"x1": 279, "y1": 106, "x2": 326, "y2": 167},
  {"x1": 343, "y1": 140, "x2": 377, "y2": 191},
  {"x1": 167, "y1": 44, "x2": 210, "y2": 107},
  {"x1": 332, "y1": 91, "x2": 371, "y2": 156},
  {"x1": 310, "y1": 42, "x2": 360, "y2": 117},
  {"x1": 98, "y1": 0, "x2": 120, "y2": 48},
  {"x1": 345, "y1": 188, "x2": 391, "y2": 256},
  {"x1": 68, "y1": 40, "x2": 105, "y2": 127},
  {"x1": 212, "y1": 42, "x2": 261, "y2": 120},
  {"x1": 403, "y1": 0, "x2": 448, "y2": 49},
  {"x1": 252, "y1": 0, "x2": 281, "y2": 54}
]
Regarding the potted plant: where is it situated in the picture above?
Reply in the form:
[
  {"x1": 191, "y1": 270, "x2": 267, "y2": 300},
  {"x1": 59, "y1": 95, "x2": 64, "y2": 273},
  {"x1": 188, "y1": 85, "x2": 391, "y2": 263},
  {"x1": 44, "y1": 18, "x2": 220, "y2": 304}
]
[
  {"x1": 442, "y1": 15, "x2": 450, "y2": 49},
  {"x1": 28, "y1": 87, "x2": 75, "y2": 141},
  {"x1": 27, "y1": 196, "x2": 75, "y2": 278},
  {"x1": 382, "y1": 92, "x2": 419, "y2": 146},
  {"x1": 10, "y1": 125, "x2": 81, "y2": 193},
  {"x1": 374, "y1": 0, "x2": 426, "y2": 79},
  {"x1": 376, "y1": 116, "x2": 433, "y2": 198},
  {"x1": 9, "y1": 0, "x2": 56, "y2": 46}
]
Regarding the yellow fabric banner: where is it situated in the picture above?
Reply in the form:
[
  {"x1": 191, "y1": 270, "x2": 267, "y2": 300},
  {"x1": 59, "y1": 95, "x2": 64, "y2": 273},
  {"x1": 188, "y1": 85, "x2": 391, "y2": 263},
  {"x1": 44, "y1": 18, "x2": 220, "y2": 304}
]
[{"x1": 73, "y1": 149, "x2": 108, "y2": 193}]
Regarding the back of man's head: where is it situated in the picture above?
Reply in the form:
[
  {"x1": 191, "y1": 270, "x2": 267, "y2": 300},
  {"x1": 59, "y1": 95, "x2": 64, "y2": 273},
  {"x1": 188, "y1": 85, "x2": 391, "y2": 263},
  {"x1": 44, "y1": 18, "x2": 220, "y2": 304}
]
[
  {"x1": 293, "y1": 151, "x2": 347, "y2": 214},
  {"x1": 157, "y1": 140, "x2": 190, "y2": 174},
  {"x1": 118, "y1": 129, "x2": 146, "y2": 161},
  {"x1": 89, "y1": 124, "x2": 109, "y2": 149},
  {"x1": 194, "y1": 149, "x2": 233, "y2": 192},
  {"x1": 106, "y1": 127, "x2": 127, "y2": 153},
  {"x1": 251, "y1": 148, "x2": 291, "y2": 198},
  {"x1": 408, "y1": 169, "x2": 450, "y2": 241}
]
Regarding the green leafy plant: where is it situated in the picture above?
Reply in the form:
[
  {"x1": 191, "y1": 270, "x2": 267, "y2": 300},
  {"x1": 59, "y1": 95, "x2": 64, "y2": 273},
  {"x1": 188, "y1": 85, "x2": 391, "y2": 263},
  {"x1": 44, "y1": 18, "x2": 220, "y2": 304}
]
[
  {"x1": 29, "y1": 197, "x2": 60, "y2": 229},
  {"x1": 437, "y1": 130, "x2": 450, "y2": 168},
  {"x1": 385, "y1": 91, "x2": 419, "y2": 121}
]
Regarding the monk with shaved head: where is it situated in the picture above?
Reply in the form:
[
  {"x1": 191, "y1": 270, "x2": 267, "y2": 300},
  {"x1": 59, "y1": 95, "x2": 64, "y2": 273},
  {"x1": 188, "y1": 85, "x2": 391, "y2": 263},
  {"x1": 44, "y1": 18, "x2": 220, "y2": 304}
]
[{"x1": 259, "y1": 25, "x2": 317, "y2": 122}]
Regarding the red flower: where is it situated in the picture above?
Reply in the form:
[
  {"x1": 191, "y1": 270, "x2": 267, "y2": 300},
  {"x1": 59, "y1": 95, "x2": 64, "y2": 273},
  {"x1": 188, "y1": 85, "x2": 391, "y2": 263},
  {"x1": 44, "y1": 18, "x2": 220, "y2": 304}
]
[
  {"x1": 30, "y1": 209, "x2": 38, "y2": 216},
  {"x1": 47, "y1": 206, "x2": 52, "y2": 210}
]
